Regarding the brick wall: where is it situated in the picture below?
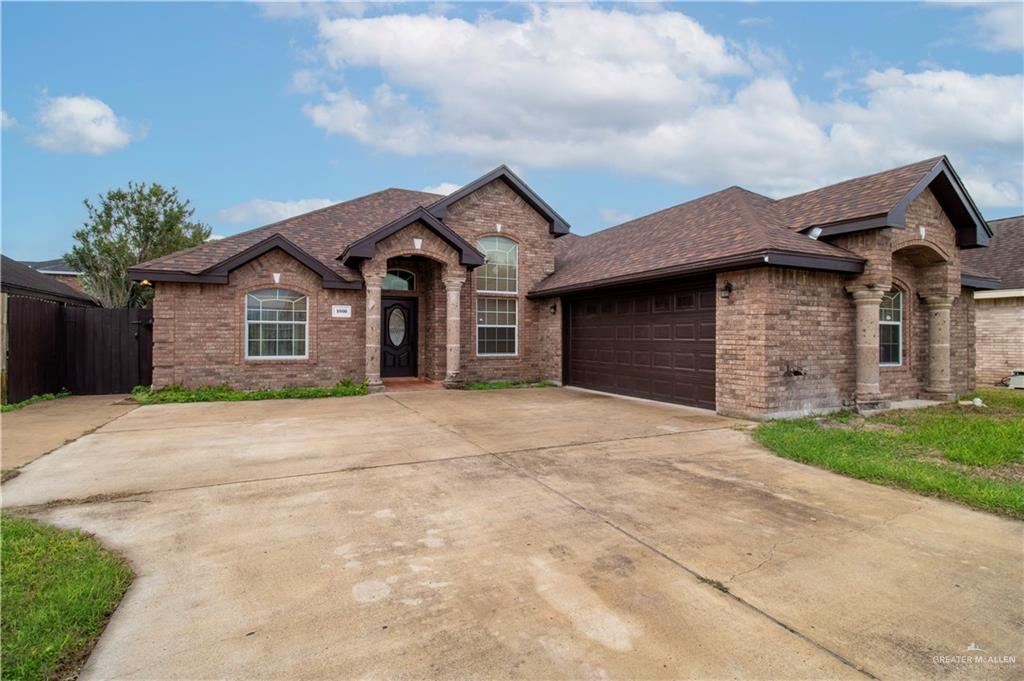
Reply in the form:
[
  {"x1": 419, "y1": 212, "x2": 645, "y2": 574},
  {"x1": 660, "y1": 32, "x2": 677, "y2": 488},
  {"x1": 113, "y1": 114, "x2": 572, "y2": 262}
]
[
  {"x1": 444, "y1": 179, "x2": 563, "y2": 384},
  {"x1": 974, "y1": 296, "x2": 1023, "y2": 386},
  {"x1": 152, "y1": 249, "x2": 364, "y2": 389},
  {"x1": 716, "y1": 267, "x2": 856, "y2": 419},
  {"x1": 715, "y1": 266, "x2": 975, "y2": 420},
  {"x1": 151, "y1": 180, "x2": 564, "y2": 390}
]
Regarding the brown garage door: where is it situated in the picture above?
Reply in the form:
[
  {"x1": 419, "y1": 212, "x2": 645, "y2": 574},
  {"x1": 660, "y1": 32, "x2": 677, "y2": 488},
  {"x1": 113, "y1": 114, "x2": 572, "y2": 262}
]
[{"x1": 566, "y1": 277, "x2": 716, "y2": 409}]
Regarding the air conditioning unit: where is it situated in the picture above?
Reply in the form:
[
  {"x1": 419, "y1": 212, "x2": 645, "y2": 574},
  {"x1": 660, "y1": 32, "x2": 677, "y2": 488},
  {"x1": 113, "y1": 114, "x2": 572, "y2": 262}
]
[{"x1": 1009, "y1": 369, "x2": 1024, "y2": 390}]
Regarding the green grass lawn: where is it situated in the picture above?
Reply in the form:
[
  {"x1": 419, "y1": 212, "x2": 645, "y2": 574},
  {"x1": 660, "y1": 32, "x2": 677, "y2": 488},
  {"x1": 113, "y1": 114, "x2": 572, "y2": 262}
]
[
  {"x1": 754, "y1": 389, "x2": 1024, "y2": 518},
  {"x1": 1, "y1": 515, "x2": 133, "y2": 681},
  {"x1": 1, "y1": 390, "x2": 71, "y2": 413},
  {"x1": 464, "y1": 379, "x2": 556, "y2": 390},
  {"x1": 131, "y1": 379, "x2": 367, "y2": 404}
]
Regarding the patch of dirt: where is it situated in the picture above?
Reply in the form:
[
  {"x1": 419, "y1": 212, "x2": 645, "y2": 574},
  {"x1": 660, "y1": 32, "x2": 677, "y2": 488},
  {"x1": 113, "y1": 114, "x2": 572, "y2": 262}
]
[
  {"x1": 817, "y1": 416, "x2": 865, "y2": 430},
  {"x1": 916, "y1": 453, "x2": 1024, "y2": 484}
]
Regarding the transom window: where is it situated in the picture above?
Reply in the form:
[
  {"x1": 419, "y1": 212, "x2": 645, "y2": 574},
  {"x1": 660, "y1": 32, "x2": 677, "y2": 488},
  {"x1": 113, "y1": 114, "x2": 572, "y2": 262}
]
[
  {"x1": 879, "y1": 288, "x2": 902, "y2": 366},
  {"x1": 383, "y1": 269, "x2": 415, "y2": 291},
  {"x1": 477, "y1": 298, "x2": 517, "y2": 355},
  {"x1": 245, "y1": 288, "x2": 308, "y2": 359},
  {"x1": 476, "y1": 236, "x2": 518, "y2": 293}
]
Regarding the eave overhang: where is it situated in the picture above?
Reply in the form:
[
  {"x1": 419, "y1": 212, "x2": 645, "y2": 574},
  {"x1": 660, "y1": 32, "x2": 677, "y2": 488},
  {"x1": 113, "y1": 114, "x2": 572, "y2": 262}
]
[
  {"x1": 427, "y1": 165, "x2": 571, "y2": 236},
  {"x1": 527, "y1": 249, "x2": 865, "y2": 298},
  {"x1": 338, "y1": 207, "x2": 486, "y2": 268},
  {"x1": 961, "y1": 274, "x2": 1002, "y2": 290},
  {"x1": 128, "y1": 234, "x2": 361, "y2": 289},
  {"x1": 1, "y1": 283, "x2": 97, "y2": 307},
  {"x1": 801, "y1": 157, "x2": 992, "y2": 248}
]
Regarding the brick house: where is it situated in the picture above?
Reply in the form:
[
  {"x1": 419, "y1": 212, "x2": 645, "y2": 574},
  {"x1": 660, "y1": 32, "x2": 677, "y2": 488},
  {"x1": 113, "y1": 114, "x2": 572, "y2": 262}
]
[
  {"x1": 130, "y1": 157, "x2": 994, "y2": 419},
  {"x1": 961, "y1": 215, "x2": 1023, "y2": 387},
  {"x1": 21, "y1": 258, "x2": 85, "y2": 293}
]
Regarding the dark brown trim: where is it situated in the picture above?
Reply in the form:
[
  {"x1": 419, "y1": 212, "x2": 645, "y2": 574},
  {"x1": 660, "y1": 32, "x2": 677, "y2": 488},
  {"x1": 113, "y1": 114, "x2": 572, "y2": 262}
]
[
  {"x1": 426, "y1": 165, "x2": 571, "y2": 235},
  {"x1": 801, "y1": 157, "x2": 992, "y2": 248},
  {"x1": 961, "y1": 274, "x2": 1001, "y2": 290},
  {"x1": 1, "y1": 284, "x2": 98, "y2": 307},
  {"x1": 528, "y1": 249, "x2": 864, "y2": 298},
  {"x1": 129, "y1": 234, "x2": 362, "y2": 289},
  {"x1": 338, "y1": 207, "x2": 485, "y2": 268},
  {"x1": 127, "y1": 269, "x2": 229, "y2": 284},
  {"x1": 205, "y1": 234, "x2": 360, "y2": 288}
]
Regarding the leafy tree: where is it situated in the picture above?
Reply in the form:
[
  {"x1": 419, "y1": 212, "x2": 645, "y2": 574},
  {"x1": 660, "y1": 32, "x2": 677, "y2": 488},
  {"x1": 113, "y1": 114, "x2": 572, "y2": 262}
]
[{"x1": 66, "y1": 182, "x2": 211, "y2": 307}]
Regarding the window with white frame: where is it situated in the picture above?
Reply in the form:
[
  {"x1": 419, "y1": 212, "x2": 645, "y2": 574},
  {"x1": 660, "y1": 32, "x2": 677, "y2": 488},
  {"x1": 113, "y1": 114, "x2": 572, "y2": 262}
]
[
  {"x1": 245, "y1": 288, "x2": 308, "y2": 359},
  {"x1": 476, "y1": 236, "x2": 518, "y2": 293},
  {"x1": 477, "y1": 297, "x2": 517, "y2": 355},
  {"x1": 476, "y1": 236, "x2": 518, "y2": 355},
  {"x1": 879, "y1": 288, "x2": 902, "y2": 366}
]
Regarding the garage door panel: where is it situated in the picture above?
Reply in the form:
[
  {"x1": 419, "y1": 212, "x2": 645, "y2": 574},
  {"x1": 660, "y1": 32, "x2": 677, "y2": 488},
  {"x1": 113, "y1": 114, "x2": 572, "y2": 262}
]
[{"x1": 568, "y1": 277, "x2": 716, "y2": 409}]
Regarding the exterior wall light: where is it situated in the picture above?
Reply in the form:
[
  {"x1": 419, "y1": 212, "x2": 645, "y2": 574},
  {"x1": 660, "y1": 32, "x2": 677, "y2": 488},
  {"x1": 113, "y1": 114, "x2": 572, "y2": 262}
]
[
  {"x1": 549, "y1": 303, "x2": 558, "y2": 315},
  {"x1": 720, "y1": 281, "x2": 734, "y2": 299}
]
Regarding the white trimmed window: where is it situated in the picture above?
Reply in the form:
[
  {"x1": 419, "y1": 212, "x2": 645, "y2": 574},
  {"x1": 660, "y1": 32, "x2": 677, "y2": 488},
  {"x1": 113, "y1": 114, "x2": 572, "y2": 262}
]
[
  {"x1": 245, "y1": 288, "x2": 308, "y2": 359},
  {"x1": 879, "y1": 288, "x2": 902, "y2": 366},
  {"x1": 476, "y1": 236, "x2": 518, "y2": 355},
  {"x1": 477, "y1": 298, "x2": 517, "y2": 355},
  {"x1": 477, "y1": 236, "x2": 518, "y2": 293}
]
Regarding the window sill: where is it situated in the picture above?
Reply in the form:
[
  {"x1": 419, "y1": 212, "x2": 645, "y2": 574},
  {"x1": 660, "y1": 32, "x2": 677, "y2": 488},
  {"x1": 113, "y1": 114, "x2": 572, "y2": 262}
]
[
  {"x1": 245, "y1": 357, "x2": 312, "y2": 364},
  {"x1": 476, "y1": 353, "x2": 519, "y2": 359}
]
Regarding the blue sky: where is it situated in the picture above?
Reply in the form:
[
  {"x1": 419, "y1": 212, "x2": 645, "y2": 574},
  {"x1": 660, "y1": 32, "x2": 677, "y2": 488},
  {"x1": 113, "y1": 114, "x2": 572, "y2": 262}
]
[{"x1": 2, "y1": 1, "x2": 1022, "y2": 260}]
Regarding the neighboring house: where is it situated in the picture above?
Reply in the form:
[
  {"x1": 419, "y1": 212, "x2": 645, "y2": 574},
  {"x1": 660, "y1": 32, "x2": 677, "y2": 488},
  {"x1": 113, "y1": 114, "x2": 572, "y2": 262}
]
[
  {"x1": 21, "y1": 257, "x2": 84, "y2": 292},
  {"x1": 961, "y1": 216, "x2": 1023, "y2": 387},
  {"x1": 129, "y1": 157, "x2": 992, "y2": 419},
  {"x1": 1, "y1": 255, "x2": 95, "y2": 307}
]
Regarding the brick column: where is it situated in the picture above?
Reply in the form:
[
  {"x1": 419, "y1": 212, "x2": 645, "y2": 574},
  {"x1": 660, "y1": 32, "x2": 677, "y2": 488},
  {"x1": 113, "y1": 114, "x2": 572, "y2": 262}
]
[
  {"x1": 442, "y1": 271, "x2": 466, "y2": 388},
  {"x1": 364, "y1": 272, "x2": 384, "y2": 393},
  {"x1": 847, "y1": 286, "x2": 888, "y2": 409},
  {"x1": 922, "y1": 294, "x2": 956, "y2": 400}
]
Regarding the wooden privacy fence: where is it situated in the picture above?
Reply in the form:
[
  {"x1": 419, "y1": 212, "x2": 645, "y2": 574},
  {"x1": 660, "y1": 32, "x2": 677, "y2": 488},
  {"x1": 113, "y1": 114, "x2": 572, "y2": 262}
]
[{"x1": 1, "y1": 294, "x2": 153, "y2": 403}]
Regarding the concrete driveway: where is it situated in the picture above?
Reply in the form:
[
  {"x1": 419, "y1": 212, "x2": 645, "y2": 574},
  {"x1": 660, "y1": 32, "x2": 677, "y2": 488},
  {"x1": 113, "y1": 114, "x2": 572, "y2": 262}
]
[{"x1": 3, "y1": 388, "x2": 1021, "y2": 679}]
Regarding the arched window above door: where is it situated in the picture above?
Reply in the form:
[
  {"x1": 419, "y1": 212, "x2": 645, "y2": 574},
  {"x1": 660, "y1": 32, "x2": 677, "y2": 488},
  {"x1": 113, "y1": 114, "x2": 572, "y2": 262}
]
[{"x1": 382, "y1": 269, "x2": 415, "y2": 291}]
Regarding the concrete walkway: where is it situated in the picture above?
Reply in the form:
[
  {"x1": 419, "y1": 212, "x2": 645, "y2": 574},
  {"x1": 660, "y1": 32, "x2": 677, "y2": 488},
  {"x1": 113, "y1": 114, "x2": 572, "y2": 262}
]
[
  {"x1": 3, "y1": 388, "x2": 1021, "y2": 679},
  {"x1": 1, "y1": 394, "x2": 136, "y2": 470}
]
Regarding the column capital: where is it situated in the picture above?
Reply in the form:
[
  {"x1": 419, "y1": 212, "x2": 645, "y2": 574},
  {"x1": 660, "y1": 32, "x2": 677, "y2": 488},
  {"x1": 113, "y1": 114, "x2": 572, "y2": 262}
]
[
  {"x1": 846, "y1": 285, "x2": 888, "y2": 304},
  {"x1": 922, "y1": 294, "x2": 956, "y2": 309},
  {"x1": 362, "y1": 272, "x2": 385, "y2": 288},
  {"x1": 442, "y1": 275, "x2": 465, "y2": 291}
]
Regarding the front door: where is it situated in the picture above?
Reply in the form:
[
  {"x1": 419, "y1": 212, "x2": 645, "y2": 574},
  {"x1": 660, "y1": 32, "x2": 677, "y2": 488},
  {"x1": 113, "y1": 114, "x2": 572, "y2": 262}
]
[{"x1": 381, "y1": 297, "x2": 417, "y2": 377}]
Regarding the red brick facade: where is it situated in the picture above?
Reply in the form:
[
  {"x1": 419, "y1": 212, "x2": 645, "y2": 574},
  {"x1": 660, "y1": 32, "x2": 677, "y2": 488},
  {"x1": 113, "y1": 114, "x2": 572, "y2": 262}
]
[
  {"x1": 716, "y1": 188, "x2": 977, "y2": 419},
  {"x1": 152, "y1": 179, "x2": 563, "y2": 390},
  {"x1": 151, "y1": 180, "x2": 980, "y2": 417},
  {"x1": 974, "y1": 295, "x2": 1024, "y2": 386}
]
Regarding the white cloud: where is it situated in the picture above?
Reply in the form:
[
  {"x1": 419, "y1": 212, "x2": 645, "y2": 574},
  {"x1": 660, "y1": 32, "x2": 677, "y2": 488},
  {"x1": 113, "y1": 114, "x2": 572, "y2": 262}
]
[
  {"x1": 739, "y1": 16, "x2": 772, "y2": 27},
  {"x1": 599, "y1": 208, "x2": 634, "y2": 225},
  {"x1": 217, "y1": 198, "x2": 336, "y2": 225},
  {"x1": 422, "y1": 182, "x2": 461, "y2": 195},
  {"x1": 32, "y1": 95, "x2": 142, "y2": 154},
  {"x1": 285, "y1": 5, "x2": 1024, "y2": 210},
  {"x1": 1, "y1": 110, "x2": 15, "y2": 128},
  {"x1": 971, "y1": 2, "x2": 1023, "y2": 51}
]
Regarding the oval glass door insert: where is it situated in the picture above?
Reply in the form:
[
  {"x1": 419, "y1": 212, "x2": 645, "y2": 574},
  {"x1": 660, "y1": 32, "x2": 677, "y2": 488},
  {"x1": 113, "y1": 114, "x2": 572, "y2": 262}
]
[{"x1": 388, "y1": 307, "x2": 406, "y2": 346}]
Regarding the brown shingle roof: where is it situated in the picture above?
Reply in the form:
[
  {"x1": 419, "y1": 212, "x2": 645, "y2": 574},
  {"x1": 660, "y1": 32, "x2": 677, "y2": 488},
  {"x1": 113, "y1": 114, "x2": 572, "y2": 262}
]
[
  {"x1": 774, "y1": 157, "x2": 942, "y2": 231},
  {"x1": 531, "y1": 157, "x2": 962, "y2": 295},
  {"x1": 531, "y1": 186, "x2": 862, "y2": 295},
  {"x1": 961, "y1": 215, "x2": 1024, "y2": 289},
  {"x1": 134, "y1": 188, "x2": 442, "y2": 281},
  {"x1": 1, "y1": 255, "x2": 96, "y2": 305}
]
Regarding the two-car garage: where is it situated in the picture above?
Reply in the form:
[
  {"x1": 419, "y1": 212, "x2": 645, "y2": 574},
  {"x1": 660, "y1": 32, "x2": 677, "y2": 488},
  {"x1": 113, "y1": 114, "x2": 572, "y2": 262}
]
[{"x1": 563, "y1": 276, "x2": 716, "y2": 410}]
